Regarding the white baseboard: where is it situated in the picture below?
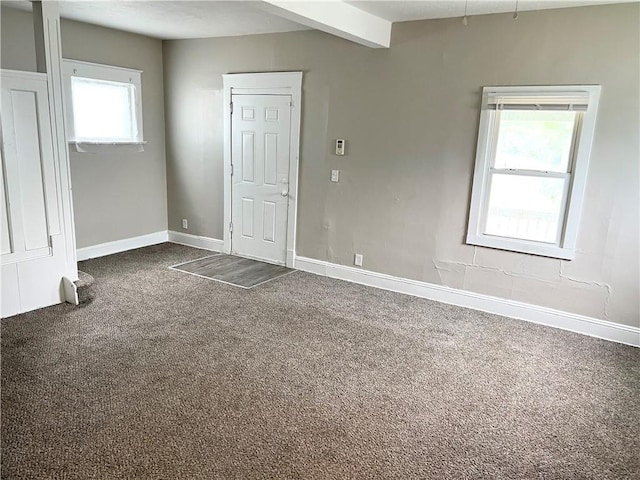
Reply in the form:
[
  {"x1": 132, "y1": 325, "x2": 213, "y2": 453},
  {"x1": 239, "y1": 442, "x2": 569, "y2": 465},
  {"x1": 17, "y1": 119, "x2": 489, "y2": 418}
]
[
  {"x1": 294, "y1": 256, "x2": 640, "y2": 348},
  {"x1": 76, "y1": 230, "x2": 223, "y2": 262},
  {"x1": 74, "y1": 232, "x2": 638, "y2": 347},
  {"x1": 77, "y1": 231, "x2": 169, "y2": 261},
  {"x1": 167, "y1": 231, "x2": 224, "y2": 252}
]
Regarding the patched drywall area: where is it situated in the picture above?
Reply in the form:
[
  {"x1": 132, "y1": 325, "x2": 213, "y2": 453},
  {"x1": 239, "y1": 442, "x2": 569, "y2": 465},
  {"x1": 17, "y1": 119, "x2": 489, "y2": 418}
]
[
  {"x1": 1, "y1": 7, "x2": 168, "y2": 249},
  {"x1": 163, "y1": 3, "x2": 639, "y2": 328},
  {"x1": 433, "y1": 253, "x2": 613, "y2": 320}
]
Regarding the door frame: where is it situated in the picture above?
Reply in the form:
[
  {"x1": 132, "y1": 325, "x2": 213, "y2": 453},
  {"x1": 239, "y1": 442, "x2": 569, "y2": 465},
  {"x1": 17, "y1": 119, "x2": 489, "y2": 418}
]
[{"x1": 222, "y1": 72, "x2": 302, "y2": 268}]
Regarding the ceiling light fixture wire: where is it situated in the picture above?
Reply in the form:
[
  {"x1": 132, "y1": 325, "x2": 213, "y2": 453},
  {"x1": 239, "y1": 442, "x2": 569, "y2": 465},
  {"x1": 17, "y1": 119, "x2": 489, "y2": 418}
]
[{"x1": 513, "y1": 0, "x2": 519, "y2": 19}]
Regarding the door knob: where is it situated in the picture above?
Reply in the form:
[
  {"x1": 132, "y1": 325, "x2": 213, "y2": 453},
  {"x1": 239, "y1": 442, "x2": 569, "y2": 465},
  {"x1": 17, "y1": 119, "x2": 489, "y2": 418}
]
[{"x1": 281, "y1": 190, "x2": 289, "y2": 197}]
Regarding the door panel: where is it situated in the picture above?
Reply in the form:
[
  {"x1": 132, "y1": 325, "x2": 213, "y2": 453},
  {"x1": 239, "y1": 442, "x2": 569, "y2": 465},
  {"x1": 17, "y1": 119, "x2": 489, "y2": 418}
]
[
  {"x1": 241, "y1": 198, "x2": 254, "y2": 238},
  {"x1": 231, "y1": 95, "x2": 291, "y2": 265},
  {"x1": 0, "y1": 71, "x2": 67, "y2": 317},
  {"x1": 242, "y1": 132, "x2": 255, "y2": 182},
  {"x1": 263, "y1": 201, "x2": 276, "y2": 242},
  {"x1": 264, "y1": 133, "x2": 278, "y2": 186}
]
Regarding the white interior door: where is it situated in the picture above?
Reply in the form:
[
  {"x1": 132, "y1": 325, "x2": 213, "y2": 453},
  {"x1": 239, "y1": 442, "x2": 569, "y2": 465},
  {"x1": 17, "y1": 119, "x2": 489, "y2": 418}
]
[
  {"x1": 231, "y1": 94, "x2": 291, "y2": 265},
  {"x1": 0, "y1": 71, "x2": 69, "y2": 317}
]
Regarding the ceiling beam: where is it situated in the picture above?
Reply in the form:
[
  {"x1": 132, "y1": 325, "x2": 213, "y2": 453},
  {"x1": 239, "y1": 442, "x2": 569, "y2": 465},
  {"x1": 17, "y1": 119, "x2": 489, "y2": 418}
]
[{"x1": 259, "y1": 0, "x2": 391, "y2": 48}]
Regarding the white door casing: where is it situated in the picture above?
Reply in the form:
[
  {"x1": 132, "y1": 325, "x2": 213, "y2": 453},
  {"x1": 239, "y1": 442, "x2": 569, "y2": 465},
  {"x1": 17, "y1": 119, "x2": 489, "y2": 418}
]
[
  {"x1": 0, "y1": 70, "x2": 69, "y2": 317},
  {"x1": 222, "y1": 72, "x2": 302, "y2": 268},
  {"x1": 231, "y1": 94, "x2": 291, "y2": 264}
]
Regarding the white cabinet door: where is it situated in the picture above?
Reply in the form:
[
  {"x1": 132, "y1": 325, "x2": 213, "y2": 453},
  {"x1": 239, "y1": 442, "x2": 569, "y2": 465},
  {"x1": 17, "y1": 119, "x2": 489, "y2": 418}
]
[
  {"x1": 0, "y1": 71, "x2": 68, "y2": 317},
  {"x1": 231, "y1": 95, "x2": 291, "y2": 265}
]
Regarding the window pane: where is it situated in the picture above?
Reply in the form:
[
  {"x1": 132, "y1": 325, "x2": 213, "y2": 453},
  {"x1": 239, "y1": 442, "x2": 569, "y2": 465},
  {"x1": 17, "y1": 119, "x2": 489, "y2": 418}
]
[
  {"x1": 494, "y1": 110, "x2": 576, "y2": 173},
  {"x1": 484, "y1": 174, "x2": 565, "y2": 244},
  {"x1": 71, "y1": 77, "x2": 137, "y2": 141}
]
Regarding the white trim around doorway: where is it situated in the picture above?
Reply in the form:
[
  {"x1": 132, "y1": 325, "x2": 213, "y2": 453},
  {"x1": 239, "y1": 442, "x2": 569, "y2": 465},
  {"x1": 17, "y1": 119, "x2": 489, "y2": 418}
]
[{"x1": 222, "y1": 72, "x2": 303, "y2": 268}]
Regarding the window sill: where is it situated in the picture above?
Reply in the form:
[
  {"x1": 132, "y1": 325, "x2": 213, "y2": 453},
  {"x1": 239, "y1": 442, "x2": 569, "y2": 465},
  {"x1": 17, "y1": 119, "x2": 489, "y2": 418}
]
[
  {"x1": 69, "y1": 141, "x2": 147, "y2": 153},
  {"x1": 466, "y1": 233, "x2": 574, "y2": 260}
]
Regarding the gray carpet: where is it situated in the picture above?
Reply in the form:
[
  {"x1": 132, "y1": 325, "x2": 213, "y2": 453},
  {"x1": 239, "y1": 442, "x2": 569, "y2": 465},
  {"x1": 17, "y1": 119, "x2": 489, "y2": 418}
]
[
  {"x1": 171, "y1": 254, "x2": 293, "y2": 288},
  {"x1": 1, "y1": 243, "x2": 638, "y2": 479}
]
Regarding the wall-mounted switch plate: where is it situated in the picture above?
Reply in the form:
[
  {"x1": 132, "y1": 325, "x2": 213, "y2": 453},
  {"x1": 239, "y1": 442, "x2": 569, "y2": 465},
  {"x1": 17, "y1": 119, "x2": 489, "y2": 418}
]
[
  {"x1": 182, "y1": 219, "x2": 188, "y2": 229},
  {"x1": 331, "y1": 170, "x2": 340, "y2": 182},
  {"x1": 335, "y1": 139, "x2": 345, "y2": 156},
  {"x1": 354, "y1": 253, "x2": 363, "y2": 267}
]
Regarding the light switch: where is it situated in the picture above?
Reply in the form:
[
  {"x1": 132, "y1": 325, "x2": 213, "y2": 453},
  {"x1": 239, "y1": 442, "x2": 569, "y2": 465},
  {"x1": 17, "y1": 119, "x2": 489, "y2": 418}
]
[
  {"x1": 335, "y1": 139, "x2": 345, "y2": 156},
  {"x1": 331, "y1": 170, "x2": 340, "y2": 182}
]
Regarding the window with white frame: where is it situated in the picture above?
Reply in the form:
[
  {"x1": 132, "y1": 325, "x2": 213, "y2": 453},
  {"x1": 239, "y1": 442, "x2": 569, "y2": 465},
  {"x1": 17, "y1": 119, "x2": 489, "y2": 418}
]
[
  {"x1": 62, "y1": 59, "x2": 144, "y2": 148},
  {"x1": 466, "y1": 85, "x2": 601, "y2": 260}
]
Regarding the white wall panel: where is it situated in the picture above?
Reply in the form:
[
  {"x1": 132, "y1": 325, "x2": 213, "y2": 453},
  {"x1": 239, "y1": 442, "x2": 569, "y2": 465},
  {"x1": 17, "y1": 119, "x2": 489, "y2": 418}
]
[
  {"x1": 0, "y1": 263, "x2": 20, "y2": 317},
  {"x1": 0, "y1": 149, "x2": 12, "y2": 255},
  {"x1": 11, "y1": 90, "x2": 49, "y2": 251},
  {"x1": 1, "y1": 70, "x2": 69, "y2": 317}
]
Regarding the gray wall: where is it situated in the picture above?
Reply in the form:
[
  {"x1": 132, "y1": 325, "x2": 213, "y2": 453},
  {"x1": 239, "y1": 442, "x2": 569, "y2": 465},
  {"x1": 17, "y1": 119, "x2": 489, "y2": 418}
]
[
  {"x1": 1, "y1": 7, "x2": 167, "y2": 248},
  {"x1": 163, "y1": 3, "x2": 639, "y2": 327}
]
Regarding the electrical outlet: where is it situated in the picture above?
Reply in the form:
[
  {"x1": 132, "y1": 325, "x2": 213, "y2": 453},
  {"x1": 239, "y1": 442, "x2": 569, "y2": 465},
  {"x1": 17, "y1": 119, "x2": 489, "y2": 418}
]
[
  {"x1": 354, "y1": 253, "x2": 363, "y2": 267},
  {"x1": 182, "y1": 219, "x2": 188, "y2": 229},
  {"x1": 331, "y1": 170, "x2": 340, "y2": 182}
]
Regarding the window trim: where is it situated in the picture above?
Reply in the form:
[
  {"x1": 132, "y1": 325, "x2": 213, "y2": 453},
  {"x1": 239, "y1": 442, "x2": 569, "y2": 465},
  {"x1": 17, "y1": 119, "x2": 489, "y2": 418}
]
[
  {"x1": 466, "y1": 85, "x2": 601, "y2": 260},
  {"x1": 62, "y1": 59, "x2": 144, "y2": 148}
]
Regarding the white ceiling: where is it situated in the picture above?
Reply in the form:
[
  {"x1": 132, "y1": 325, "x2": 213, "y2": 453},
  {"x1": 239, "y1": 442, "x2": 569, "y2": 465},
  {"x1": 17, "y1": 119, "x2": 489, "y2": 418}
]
[
  {"x1": 2, "y1": 1, "x2": 311, "y2": 39},
  {"x1": 346, "y1": 0, "x2": 635, "y2": 22},
  {"x1": 3, "y1": 0, "x2": 635, "y2": 40}
]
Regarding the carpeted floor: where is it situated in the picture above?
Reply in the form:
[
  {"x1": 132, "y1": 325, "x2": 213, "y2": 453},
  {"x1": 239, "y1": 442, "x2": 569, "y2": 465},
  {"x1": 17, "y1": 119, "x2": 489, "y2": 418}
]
[{"x1": 2, "y1": 243, "x2": 639, "y2": 479}]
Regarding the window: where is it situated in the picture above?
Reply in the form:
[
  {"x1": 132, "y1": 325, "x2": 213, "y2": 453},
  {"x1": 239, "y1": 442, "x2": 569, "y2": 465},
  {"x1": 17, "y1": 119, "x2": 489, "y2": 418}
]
[
  {"x1": 62, "y1": 59, "x2": 144, "y2": 149},
  {"x1": 466, "y1": 85, "x2": 601, "y2": 260}
]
